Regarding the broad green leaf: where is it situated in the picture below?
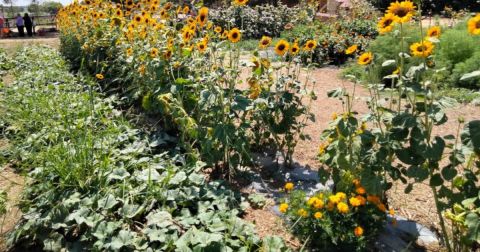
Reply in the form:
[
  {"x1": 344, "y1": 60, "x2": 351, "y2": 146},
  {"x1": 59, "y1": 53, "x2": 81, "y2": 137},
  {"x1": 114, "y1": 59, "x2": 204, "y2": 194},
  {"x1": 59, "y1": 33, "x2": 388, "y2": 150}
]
[{"x1": 460, "y1": 70, "x2": 480, "y2": 81}]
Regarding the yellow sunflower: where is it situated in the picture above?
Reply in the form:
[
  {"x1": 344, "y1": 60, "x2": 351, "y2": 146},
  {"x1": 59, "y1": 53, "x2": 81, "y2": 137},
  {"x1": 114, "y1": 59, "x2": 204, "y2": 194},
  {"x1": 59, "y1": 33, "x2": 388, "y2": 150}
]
[
  {"x1": 214, "y1": 26, "x2": 222, "y2": 33},
  {"x1": 427, "y1": 26, "x2": 441, "y2": 38},
  {"x1": 410, "y1": 40, "x2": 434, "y2": 57},
  {"x1": 228, "y1": 28, "x2": 242, "y2": 43},
  {"x1": 358, "y1": 52, "x2": 373, "y2": 65},
  {"x1": 183, "y1": 5, "x2": 190, "y2": 14},
  {"x1": 274, "y1": 39, "x2": 290, "y2": 56},
  {"x1": 150, "y1": 48, "x2": 159, "y2": 58},
  {"x1": 258, "y1": 36, "x2": 272, "y2": 49},
  {"x1": 196, "y1": 40, "x2": 208, "y2": 53},
  {"x1": 133, "y1": 14, "x2": 143, "y2": 24},
  {"x1": 197, "y1": 7, "x2": 208, "y2": 27},
  {"x1": 345, "y1": 45, "x2": 358, "y2": 55},
  {"x1": 290, "y1": 42, "x2": 300, "y2": 55},
  {"x1": 303, "y1": 40, "x2": 317, "y2": 52},
  {"x1": 378, "y1": 13, "x2": 398, "y2": 34},
  {"x1": 233, "y1": 0, "x2": 248, "y2": 6},
  {"x1": 95, "y1": 73, "x2": 104, "y2": 80},
  {"x1": 387, "y1": 0, "x2": 415, "y2": 23},
  {"x1": 467, "y1": 14, "x2": 480, "y2": 35},
  {"x1": 182, "y1": 29, "x2": 194, "y2": 42}
]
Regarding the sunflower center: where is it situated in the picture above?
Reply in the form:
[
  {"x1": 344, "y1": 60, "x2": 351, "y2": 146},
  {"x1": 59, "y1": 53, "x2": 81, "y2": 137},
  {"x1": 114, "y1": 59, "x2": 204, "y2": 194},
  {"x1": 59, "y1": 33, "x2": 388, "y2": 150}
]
[
  {"x1": 394, "y1": 7, "x2": 408, "y2": 17},
  {"x1": 200, "y1": 15, "x2": 206, "y2": 22},
  {"x1": 476, "y1": 21, "x2": 480, "y2": 29},
  {"x1": 232, "y1": 33, "x2": 238, "y2": 39},
  {"x1": 416, "y1": 45, "x2": 426, "y2": 52},
  {"x1": 278, "y1": 45, "x2": 285, "y2": 50},
  {"x1": 384, "y1": 19, "x2": 393, "y2": 27}
]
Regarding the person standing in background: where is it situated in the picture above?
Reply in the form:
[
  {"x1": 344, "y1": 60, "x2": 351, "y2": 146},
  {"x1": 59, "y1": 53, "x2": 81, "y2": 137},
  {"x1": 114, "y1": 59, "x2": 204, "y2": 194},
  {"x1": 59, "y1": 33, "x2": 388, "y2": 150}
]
[
  {"x1": 0, "y1": 12, "x2": 4, "y2": 38},
  {"x1": 32, "y1": 16, "x2": 36, "y2": 36},
  {"x1": 24, "y1": 13, "x2": 33, "y2": 37},
  {"x1": 16, "y1": 13, "x2": 24, "y2": 37}
]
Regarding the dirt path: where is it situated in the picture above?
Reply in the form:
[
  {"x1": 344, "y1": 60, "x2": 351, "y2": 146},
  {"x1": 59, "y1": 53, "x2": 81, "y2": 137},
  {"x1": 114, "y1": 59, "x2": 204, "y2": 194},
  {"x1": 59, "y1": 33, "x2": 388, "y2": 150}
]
[{"x1": 0, "y1": 36, "x2": 59, "y2": 54}]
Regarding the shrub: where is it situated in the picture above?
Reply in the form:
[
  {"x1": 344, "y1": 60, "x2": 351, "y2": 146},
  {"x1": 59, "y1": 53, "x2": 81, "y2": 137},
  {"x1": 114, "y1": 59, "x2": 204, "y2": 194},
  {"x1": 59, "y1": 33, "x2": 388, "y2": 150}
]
[
  {"x1": 450, "y1": 51, "x2": 480, "y2": 89},
  {"x1": 209, "y1": 4, "x2": 300, "y2": 39},
  {"x1": 280, "y1": 180, "x2": 386, "y2": 251}
]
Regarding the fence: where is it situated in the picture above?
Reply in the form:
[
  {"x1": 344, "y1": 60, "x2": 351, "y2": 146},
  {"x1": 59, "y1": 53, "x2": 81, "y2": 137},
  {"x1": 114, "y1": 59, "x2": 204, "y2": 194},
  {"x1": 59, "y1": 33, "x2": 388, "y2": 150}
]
[{"x1": 3, "y1": 15, "x2": 56, "y2": 29}]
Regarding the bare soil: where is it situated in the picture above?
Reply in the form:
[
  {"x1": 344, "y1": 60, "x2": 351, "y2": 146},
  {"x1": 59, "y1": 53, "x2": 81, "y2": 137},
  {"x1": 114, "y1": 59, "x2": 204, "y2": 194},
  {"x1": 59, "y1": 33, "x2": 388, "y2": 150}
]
[{"x1": 0, "y1": 164, "x2": 24, "y2": 251}]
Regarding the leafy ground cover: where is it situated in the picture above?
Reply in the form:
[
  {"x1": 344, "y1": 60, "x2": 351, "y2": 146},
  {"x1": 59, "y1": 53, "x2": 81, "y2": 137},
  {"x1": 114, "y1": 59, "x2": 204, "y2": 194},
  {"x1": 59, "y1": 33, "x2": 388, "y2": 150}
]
[{"x1": 0, "y1": 46, "x2": 287, "y2": 251}]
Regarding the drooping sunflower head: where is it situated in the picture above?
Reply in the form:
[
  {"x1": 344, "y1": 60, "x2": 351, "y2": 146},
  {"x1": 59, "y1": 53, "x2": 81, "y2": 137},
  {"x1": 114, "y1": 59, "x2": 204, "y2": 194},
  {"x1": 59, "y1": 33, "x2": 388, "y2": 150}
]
[
  {"x1": 233, "y1": 0, "x2": 248, "y2": 6},
  {"x1": 410, "y1": 40, "x2": 434, "y2": 58},
  {"x1": 274, "y1": 39, "x2": 290, "y2": 56},
  {"x1": 358, "y1": 52, "x2": 374, "y2": 65},
  {"x1": 290, "y1": 42, "x2": 300, "y2": 55},
  {"x1": 183, "y1": 5, "x2": 190, "y2": 14},
  {"x1": 258, "y1": 36, "x2": 272, "y2": 49},
  {"x1": 228, "y1": 28, "x2": 242, "y2": 43},
  {"x1": 150, "y1": 48, "x2": 159, "y2": 58},
  {"x1": 197, "y1": 7, "x2": 208, "y2": 27},
  {"x1": 387, "y1": 0, "x2": 415, "y2": 23},
  {"x1": 467, "y1": 14, "x2": 480, "y2": 35},
  {"x1": 163, "y1": 49, "x2": 172, "y2": 60},
  {"x1": 303, "y1": 40, "x2": 317, "y2": 52},
  {"x1": 427, "y1": 26, "x2": 441, "y2": 38},
  {"x1": 378, "y1": 13, "x2": 398, "y2": 34},
  {"x1": 345, "y1": 45, "x2": 358, "y2": 55}
]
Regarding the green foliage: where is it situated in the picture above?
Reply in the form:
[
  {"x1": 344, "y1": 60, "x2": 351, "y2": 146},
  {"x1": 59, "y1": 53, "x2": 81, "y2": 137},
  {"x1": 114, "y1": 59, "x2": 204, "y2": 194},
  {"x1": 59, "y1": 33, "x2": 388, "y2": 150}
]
[
  {"x1": 449, "y1": 51, "x2": 480, "y2": 89},
  {"x1": 247, "y1": 194, "x2": 267, "y2": 209},
  {"x1": 1, "y1": 47, "x2": 289, "y2": 251},
  {"x1": 0, "y1": 190, "x2": 7, "y2": 216},
  {"x1": 209, "y1": 4, "x2": 300, "y2": 39},
  {"x1": 436, "y1": 28, "x2": 479, "y2": 67}
]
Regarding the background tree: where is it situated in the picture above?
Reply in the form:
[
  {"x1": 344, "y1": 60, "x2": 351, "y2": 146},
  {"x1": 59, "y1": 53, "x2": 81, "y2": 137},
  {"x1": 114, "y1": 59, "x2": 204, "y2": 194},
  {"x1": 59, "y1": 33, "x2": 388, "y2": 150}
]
[{"x1": 41, "y1": 1, "x2": 62, "y2": 15}]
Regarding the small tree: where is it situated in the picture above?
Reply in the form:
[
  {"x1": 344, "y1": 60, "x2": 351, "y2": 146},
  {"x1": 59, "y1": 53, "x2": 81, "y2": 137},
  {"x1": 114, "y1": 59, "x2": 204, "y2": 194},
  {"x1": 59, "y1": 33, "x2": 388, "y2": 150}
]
[{"x1": 42, "y1": 1, "x2": 62, "y2": 15}]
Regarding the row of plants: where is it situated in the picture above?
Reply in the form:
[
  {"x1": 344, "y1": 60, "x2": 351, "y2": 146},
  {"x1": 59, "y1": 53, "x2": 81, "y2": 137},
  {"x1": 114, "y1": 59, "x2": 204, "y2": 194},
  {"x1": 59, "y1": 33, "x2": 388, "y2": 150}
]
[
  {"x1": 58, "y1": 0, "x2": 317, "y2": 175},
  {"x1": 289, "y1": 1, "x2": 479, "y2": 250},
  {"x1": 0, "y1": 47, "x2": 288, "y2": 251},
  {"x1": 343, "y1": 14, "x2": 480, "y2": 90}
]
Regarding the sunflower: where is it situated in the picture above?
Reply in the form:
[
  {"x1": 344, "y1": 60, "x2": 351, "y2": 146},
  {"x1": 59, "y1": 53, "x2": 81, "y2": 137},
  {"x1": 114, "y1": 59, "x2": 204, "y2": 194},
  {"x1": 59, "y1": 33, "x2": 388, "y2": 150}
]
[
  {"x1": 358, "y1": 52, "x2": 373, "y2": 65},
  {"x1": 387, "y1": 0, "x2": 415, "y2": 23},
  {"x1": 197, "y1": 7, "x2": 208, "y2": 27},
  {"x1": 273, "y1": 39, "x2": 289, "y2": 56},
  {"x1": 182, "y1": 29, "x2": 194, "y2": 42},
  {"x1": 163, "y1": 49, "x2": 172, "y2": 59},
  {"x1": 150, "y1": 48, "x2": 159, "y2": 58},
  {"x1": 228, "y1": 28, "x2": 242, "y2": 43},
  {"x1": 258, "y1": 36, "x2": 272, "y2": 49},
  {"x1": 126, "y1": 48, "x2": 133, "y2": 57},
  {"x1": 303, "y1": 40, "x2": 317, "y2": 52},
  {"x1": 410, "y1": 40, "x2": 434, "y2": 57},
  {"x1": 196, "y1": 40, "x2": 208, "y2": 53},
  {"x1": 467, "y1": 14, "x2": 480, "y2": 35},
  {"x1": 95, "y1": 73, "x2": 104, "y2": 80},
  {"x1": 115, "y1": 9, "x2": 123, "y2": 17},
  {"x1": 378, "y1": 13, "x2": 398, "y2": 34},
  {"x1": 214, "y1": 26, "x2": 222, "y2": 33},
  {"x1": 233, "y1": 0, "x2": 248, "y2": 6},
  {"x1": 345, "y1": 45, "x2": 358, "y2": 55},
  {"x1": 427, "y1": 26, "x2": 441, "y2": 38},
  {"x1": 133, "y1": 14, "x2": 143, "y2": 24},
  {"x1": 183, "y1": 5, "x2": 190, "y2": 14},
  {"x1": 290, "y1": 42, "x2": 300, "y2": 55}
]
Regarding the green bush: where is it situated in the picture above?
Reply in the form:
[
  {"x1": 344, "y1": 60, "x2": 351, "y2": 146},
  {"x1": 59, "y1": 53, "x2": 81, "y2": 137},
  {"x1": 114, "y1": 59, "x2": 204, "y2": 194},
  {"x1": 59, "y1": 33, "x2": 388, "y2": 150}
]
[
  {"x1": 450, "y1": 51, "x2": 480, "y2": 89},
  {"x1": 436, "y1": 28, "x2": 479, "y2": 67}
]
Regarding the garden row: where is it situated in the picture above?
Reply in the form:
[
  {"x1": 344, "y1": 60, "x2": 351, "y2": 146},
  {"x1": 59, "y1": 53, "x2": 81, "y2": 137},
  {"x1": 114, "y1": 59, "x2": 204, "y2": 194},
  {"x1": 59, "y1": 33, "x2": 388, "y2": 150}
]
[
  {"x1": 49, "y1": 0, "x2": 480, "y2": 251},
  {"x1": 0, "y1": 47, "x2": 288, "y2": 251}
]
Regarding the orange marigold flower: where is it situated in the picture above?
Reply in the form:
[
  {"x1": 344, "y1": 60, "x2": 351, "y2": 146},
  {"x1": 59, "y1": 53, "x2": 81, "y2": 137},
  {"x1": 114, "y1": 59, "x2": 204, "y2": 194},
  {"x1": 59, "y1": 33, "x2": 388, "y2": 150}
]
[
  {"x1": 314, "y1": 211, "x2": 323, "y2": 219},
  {"x1": 337, "y1": 202, "x2": 349, "y2": 214},
  {"x1": 284, "y1": 182, "x2": 294, "y2": 191},
  {"x1": 279, "y1": 203, "x2": 289, "y2": 213},
  {"x1": 356, "y1": 186, "x2": 366, "y2": 195},
  {"x1": 354, "y1": 226, "x2": 364, "y2": 237}
]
